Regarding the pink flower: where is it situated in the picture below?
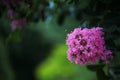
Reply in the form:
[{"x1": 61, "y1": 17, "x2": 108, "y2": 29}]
[
  {"x1": 10, "y1": 18, "x2": 27, "y2": 30},
  {"x1": 66, "y1": 27, "x2": 112, "y2": 65},
  {"x1": 7, "y1": 9, "x2": 14, "y2": 19}
]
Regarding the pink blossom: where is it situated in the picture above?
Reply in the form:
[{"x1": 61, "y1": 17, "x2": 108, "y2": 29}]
[
  {"x1": 7, "y1": 9, "x2": 14, "y2": 19},
  {"x1": 66, "y1": 27, "x2": 112, "y2": 65},
  {"x1": 10, "y1": 18, "x2": 27, "y2": 30}
]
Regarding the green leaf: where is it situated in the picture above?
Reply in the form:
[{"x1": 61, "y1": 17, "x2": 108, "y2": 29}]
[{"x1": 6, "y1": 30, "x2": 21, "y2": 44}]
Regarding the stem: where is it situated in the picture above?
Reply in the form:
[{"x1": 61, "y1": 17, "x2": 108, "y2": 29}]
[
  {"x1": 96, "y1": 68, "x2": 108, "y2": 80},
  {"x1": 0, "y1": 39, "x2": 14, "y2": 80},
  {"x1": 86, "y1": 64, "x2": 109, "y2": 80}
]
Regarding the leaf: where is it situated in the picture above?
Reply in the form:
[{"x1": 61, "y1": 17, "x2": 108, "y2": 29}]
[{"x1": 6, "y1": 30, "x2": 21, "y2": 43}]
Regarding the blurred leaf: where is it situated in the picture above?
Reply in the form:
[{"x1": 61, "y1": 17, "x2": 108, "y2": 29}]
[
  {"x1": 0, "y1": 39, "x2": 14, "y2": 80},
  {"x1": 67, "y1": 0, "x2": 74, "y2": 4},
  {"x1": 6, "y1": 30, "x2": 21, "y2": 43},
  {"x1": 57, "y1": 13, "x2": 66, "y2": 26}
]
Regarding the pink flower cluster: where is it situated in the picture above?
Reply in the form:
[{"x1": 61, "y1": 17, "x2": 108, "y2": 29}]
[
  {"x1": 66, "y1": 27, "x2": 112, "y2": 65},
  {"x1": 1, "y1": 0, "x2": 27, "y2": 31}
]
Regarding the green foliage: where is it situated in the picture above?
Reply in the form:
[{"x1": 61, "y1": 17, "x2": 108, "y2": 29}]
[
  {"x1": 6, "y1": 30, "x2": 21, "y2": 43},
  {"x1": 36, "y1": 44, "x2": 96, "y2": 80},
  {"x1": 0, "y1": 39, "x2": 14, "y2": 80}
]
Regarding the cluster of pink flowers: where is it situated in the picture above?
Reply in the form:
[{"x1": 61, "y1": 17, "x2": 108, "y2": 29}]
[
  {"x1": 7, "y1": 9, "x2": 27, "y2": 31},
  {"x1": 66, "y1": 27, "x2": 112, "y2": 65},
  {"x1": 1, "y1": 0, "x2": 27, "y2": 31}
]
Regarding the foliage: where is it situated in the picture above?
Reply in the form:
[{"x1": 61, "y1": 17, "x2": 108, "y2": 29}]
[
  {"x1": 0, "y1": 0, "x2": 120, "y2": 80},
  {"x1": 36, "y1": 44, "x2": 96, "y2": 80}
]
